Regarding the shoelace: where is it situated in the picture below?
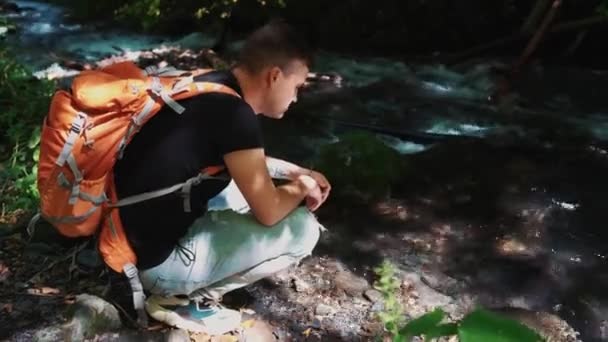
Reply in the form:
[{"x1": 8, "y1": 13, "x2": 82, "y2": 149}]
[
  {"x1": 190, "y1": 290, "x2": 224, "y2": 308},
  {"x1": 176, "y1": 242, "x2": 195, "y2": 266},
  {"x1": 195, "y1": 298, "x2": 221, "y2": 311}
]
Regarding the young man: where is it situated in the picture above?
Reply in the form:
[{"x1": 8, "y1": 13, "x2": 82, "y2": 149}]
[{"x1": 113, "y1": 20, "x2": 330, "y2": 334}]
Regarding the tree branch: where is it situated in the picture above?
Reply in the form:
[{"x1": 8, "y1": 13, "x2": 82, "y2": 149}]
[
  {"x1": 521, "y1": 0, "x2": 553, "y2": 33},
  {"x1": 443, "y1": 15, "x2": 608, "y2": 65},
  {"x1": 512, "y1": 0, "x2": 562, "y2": 74}
]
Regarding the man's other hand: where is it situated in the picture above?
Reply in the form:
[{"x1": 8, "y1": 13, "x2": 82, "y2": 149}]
[{"x1": 309, "y1": 170, "x2": 331, "y2": 203}]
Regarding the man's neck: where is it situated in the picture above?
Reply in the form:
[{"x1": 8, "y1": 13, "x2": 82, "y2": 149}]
[{"x1": 232, "y1": 66, "x2": 264, "y2": 114}]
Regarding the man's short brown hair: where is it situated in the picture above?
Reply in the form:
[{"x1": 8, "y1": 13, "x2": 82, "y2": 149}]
[{"x1": 237, "y1": 19, "x2": 313, "y2": 74}]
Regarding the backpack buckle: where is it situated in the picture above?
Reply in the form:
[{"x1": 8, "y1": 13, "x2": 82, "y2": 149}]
[
  {"x1": 70, "y1": 113, "x2": 87, "y2": 134},
  {"x1": 150, "y1": 77, "x2": 163, "y2": 96},
  {"x1": 123, "y1": 263, "x2": 139, "y2": 279}
]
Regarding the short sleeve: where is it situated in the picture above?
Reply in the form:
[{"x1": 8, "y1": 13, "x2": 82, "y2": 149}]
[{"x1": 205, "y1": 94, "x2": 264, "y2": 156}]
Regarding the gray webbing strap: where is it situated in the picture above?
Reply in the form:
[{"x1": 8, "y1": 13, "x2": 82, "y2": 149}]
[
  {"x1": 43, "y1": 205, "x2": 98, "y2": 224},
  {"x1": 144, "y1": 65, "x2": 188, "y2": 77},
  {"x1": 150, "y1": 77, "x2": 185, "y2": 114},
  {"x1": 117, "y1": 97, "x2": 156, "y2": 159},
  {"x1": 56, "y1": 112, "x2": 87, "y2": 167},
  {"x1": 57, "y1": 172, "x2": 107, "y2": 205},
  {"x1": 66, "y1": 154, "x2": 83, "y2": 205},
  {"x1": 123, "y1": 263, "x2": 148, "y2": 327},
  {"x1": 111, "y1": 172, "x2": 224, "y2": 210}
]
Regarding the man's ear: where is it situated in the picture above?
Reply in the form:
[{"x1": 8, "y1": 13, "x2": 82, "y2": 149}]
[{"x1": 267, "y1": 66, "x2": 282, "y2": 87}]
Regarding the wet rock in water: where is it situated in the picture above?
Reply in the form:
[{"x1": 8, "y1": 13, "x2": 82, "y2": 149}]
[
  {"x1": 334, "y1": 270, "x2": 370, "y2": 297},
  {"x1": 0, "y1": 1, "x2": 20, "y2": 14},
  {"x1": 64, "y1": 294, "x2": 121, "y2": 341},
  {"x1": 134, "y1": 47, "x2": 225, "y2": 71},
  {"x1": 304, "y1": 72, "x2": 343, "y2": 96},
  {"x1": 363, "y1": 289, "x2": 383, "y2": 303},
  {"x1": 315, "y1": 303, "x2": 336, "y2": 316},
  {"x1": 32, "y1": 63, "x2": 81, "y2": 81}
]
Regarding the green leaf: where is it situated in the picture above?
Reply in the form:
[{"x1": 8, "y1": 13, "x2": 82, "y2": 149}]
[
  {"x1": 393, "y1": 334, "x2": 406, "y2": 342},
  {"x1": 399, "y1": 308, "x2": 445, "y2": 338},
  {"x1": 459, "y1": 309, "x2": 543, "y2": 342},
  {"x1": 426, "y1": 323, "x2": 459, "y2": 340},
  {"x1": 28, "y1": 127, "x2": 41, "y2": 149},
  {"x1": 32, "y1": 148, "x2": 40, "y2": 162}
]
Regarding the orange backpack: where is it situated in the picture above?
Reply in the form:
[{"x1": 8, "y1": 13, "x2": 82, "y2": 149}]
[{"x1": 32, "y1": 61, "x2": 239, "y2": 325}]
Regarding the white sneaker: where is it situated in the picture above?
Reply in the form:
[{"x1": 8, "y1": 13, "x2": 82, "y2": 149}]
[{"x1": 145, "y1": 295, "x2": 242, "y2": 335}]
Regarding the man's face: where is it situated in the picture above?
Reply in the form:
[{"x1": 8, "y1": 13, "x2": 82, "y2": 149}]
[{"x1": 261, "y1": 60, "x2": 308, "y2": 119}]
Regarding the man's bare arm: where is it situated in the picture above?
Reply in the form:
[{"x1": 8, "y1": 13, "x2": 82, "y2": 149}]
[
  {"x1": 266, "y1": 156, "x2": 331, "y2": 206},
  {"x1": 265, "y1": 156, "x2": 310, "y2": 180},
  {"x1": 224, "y1": 149, "x2": 317, "y2": 226}
]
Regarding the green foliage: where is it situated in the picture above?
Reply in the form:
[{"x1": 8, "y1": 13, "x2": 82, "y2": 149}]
[
  {"x1": 400, "y1": 309, "x2": 457, "y2": 341},
  {"x1": 313, "y1": 131, "x2": 405, "y2": 199},
  {"x1": 193, "y1": 0, "x2": 286, "y2": 21},
  {"x1": 49, "y1": 0, "x2": 287, "y2": 33},
  {"x1": 115, "y1": 0, "x2": 162, "y2": 31},
  {"x1": 0, "y1": 44, "x2": 54, "y2": 212},
  {"x1": 598, "y1": 0, "x2": 608, "y2": 16},
  {"x1": 373, "y1": 261, "x2": 404, "y2": 338},
  {"x1": 459, "y1": 309, "x2": 542, "y2": 342},
  {"x1": 373, "y1": 261, "x2": 544, "y2": 341}
]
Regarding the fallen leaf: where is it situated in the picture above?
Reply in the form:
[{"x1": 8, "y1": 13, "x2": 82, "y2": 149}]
[
  {"x1": 241, "y1": 319, "x2": 256, "y2": 329},
  {"x1": 302, "y1": 328, "x2": 312, "y2": 337}
]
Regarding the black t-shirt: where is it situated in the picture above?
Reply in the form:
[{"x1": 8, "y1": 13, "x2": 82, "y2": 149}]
[{"x1": 113, "y1": 71, "x2": 263, "y2": 270}]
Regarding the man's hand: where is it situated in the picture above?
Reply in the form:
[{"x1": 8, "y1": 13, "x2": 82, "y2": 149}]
[
  {"x1": 308, "y1": 170, "x2": 331, "y2": 203},
  {"x1": 264, "y1": 156, "x2": 331, "y2": 211},
  {"x1": 301, "y1": 170, "x2": 330, "y2": 212},
  {"x1": 305, "y1": 183, "x2": 324, "y2": 211}
]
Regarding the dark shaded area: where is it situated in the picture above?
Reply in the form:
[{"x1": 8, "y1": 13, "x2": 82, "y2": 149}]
[
  {"x1": 302, "y1": 136, "x2": 608, "y2": 341},
  {"x1": 33, "y1": 0, "x2": 608, "y2": 69}
]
